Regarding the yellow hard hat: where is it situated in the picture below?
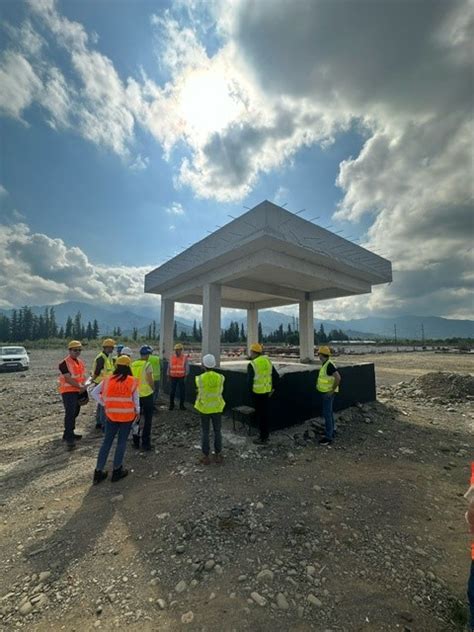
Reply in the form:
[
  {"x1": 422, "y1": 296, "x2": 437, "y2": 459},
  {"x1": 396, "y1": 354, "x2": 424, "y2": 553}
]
[
  {"x1": 174, "y1": 343, "x2": 184, "y2": 350},
  {"x1": 115, "y1": 355, "x2": 131, "y2": 366},
  {"x1": 250, "y1": 343, "x2": 263, "y2": 353},
  {"x1": 68, "y1": 340, "x2": 82, "y2": 350},
  {"x1": 318, "y1": 345, "x2": 331, "y2": 356},
  {"x1": 102, "y1": 338, "x2": 116, "y2": 347}
]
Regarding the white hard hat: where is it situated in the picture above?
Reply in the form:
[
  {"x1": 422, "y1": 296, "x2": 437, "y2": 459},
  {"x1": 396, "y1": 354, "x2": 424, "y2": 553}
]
[
  {"x1": 202, "y1": 354, "x2": 216, "y2": 368},
  {"x1": 121, "y1": 347, "x2": 132, "y2": 357}
]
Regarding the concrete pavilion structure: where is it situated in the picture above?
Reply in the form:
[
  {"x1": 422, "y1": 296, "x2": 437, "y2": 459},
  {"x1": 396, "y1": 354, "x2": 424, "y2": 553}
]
[{"x1": 145, "y1": 201, "x2": 392, "y2": 365}]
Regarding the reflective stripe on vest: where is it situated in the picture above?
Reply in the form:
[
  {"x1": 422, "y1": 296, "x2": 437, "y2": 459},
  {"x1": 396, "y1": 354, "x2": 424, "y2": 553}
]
[
  {"x1": 250, "y1": 356, "x2": 272, "y2": 394},
  {"x1": 102, "y1": 375, "x2": 138, "y2": 422},
  {"x1": 194, "y1": 371, "x2": 225, "y2": 414},
  {"x1": 92, "y1": 351, "x2": 114, "y2": 383},
  {"x1": 316, "y1": 360, "x2": 339, "y2": 393},
  {"x1": 58, "y1": 356, "x2": 86, "y2": 394},
  {"x1": 148, "y1": 355, "x2": 161, "y2": 380},
  {"x1": 131, "y1": 360, "x2": 153, "y2": 397}
]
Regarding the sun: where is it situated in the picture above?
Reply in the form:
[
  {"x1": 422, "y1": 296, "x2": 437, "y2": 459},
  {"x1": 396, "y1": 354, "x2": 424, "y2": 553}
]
[{"x1": 178, "y1": 70, "x2": 241, "y2": 138}]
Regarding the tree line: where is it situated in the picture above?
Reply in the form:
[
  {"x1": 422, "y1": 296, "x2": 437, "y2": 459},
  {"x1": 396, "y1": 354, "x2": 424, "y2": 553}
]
[{"x1": 0, "y1": 307, "x2": 100, "y2": 342}]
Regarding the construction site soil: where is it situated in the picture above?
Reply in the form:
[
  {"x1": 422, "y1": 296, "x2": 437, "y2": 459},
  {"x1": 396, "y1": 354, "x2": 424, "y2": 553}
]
[{"x1": 0, "y1": 350, "x2": 473, "y2": 632}]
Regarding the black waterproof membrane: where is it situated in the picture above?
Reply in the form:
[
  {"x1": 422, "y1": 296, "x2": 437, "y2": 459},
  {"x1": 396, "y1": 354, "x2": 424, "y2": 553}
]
[{"x1": 161, "y1": 361, "x2": 376, "y2": 431}]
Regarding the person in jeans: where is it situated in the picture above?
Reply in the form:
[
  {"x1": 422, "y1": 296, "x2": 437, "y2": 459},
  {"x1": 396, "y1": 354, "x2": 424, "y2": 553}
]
[
  {"x1": 58, "y1": 340, "x2": 87, "y2": 451},
  {"x1": 168, "y1": 343, "x2": 189, "y2": 410},
  {"x1": 316, "y1": 346, "x2": 341, "y2": 446},
  {"x1": 131, "y1": 345, "x2": 155, "y2": 451},
  {"x1": 194, "y1": 354, "x2": 225, "y2": 465},
  {"x1": 247, "y1": 343, "x2": 280, "y2": 445},
  {"x1": 91, "y1": 355, "x2": 139, "y2": 484}
]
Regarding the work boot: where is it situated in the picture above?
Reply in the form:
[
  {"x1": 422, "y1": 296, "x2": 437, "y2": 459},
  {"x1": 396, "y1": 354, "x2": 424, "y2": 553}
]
[
  {"x1": 142, "y1": 444, "x2": 154, "y2": 452},
  {"x1": 63, "y1": 433, "x2": 82, "y2": 441},
  {"x1": 318, "y1": 437, "x2": 333, "y2": 446},
  {"x1": 132, "y1": 434, "x2": 140, "y2": 449},
  {"x1": 168, "y1": 402, "x2": 174, "y2": 411},
  {"x1": 199, "y1": 455, "x2": 211, "y2": 465},
  {"x1": 111, "y1": 466, "x2": 129, "y2": 482},
  {"x1": 214, "y1": 453, "x2": 224, "y2": 464},
  {"x1": 93, "y1": 470, "x2": 108, "y2": 485},
  {"x1": 179, "y1": 404, "x2": 186, "y2": 411},
  {"x1": 253, "y1": 437, "x2": 268, "y2": 446},
  {"x1": 66, "y1": 442, "x2": 76, "y2": 451}
]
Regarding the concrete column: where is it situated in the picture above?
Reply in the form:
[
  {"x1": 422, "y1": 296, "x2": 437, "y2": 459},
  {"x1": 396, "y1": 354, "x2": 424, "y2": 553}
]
[
  {"x1": 202, "y1": 283, "x2": 221, "y2": 366},
  {"x1": 246, "y1": 306, "x2": 258, "y2": 356},
  {"x1": 299, "y1": 298, "x2": 315, "y2": 363},
  {"x1": 159, "y1": 298, "x2": 175, "y2": 361}
]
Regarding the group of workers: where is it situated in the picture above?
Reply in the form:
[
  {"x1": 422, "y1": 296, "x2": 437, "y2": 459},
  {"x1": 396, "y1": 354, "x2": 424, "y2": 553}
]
[{"x1": 58, "y1": 339, "x2": 341, "y2": 476}]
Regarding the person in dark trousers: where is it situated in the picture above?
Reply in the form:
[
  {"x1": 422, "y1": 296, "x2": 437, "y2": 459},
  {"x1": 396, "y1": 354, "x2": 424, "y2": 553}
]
[
  {"x1": 58, "y1": 340, "x2": 87, "y2": 451},
  {"x1": 168, "y1": 343, "x2": 189, "y2": 410},
  {"x1": 316, "y1": 345, "x2": 341, "y2": 446},
  {"x1": 465, "y1": 462, "x2": 474, "y2": 632},
  {"x1": 131, "y1": 345, "x2": 155, "y2": 451},
  {"x1": 247, "y1": 343, "x2": 279, "y2": 445},
  {"x1": 194, "y1": 354, "x2": 225, "y2": 465},
  {"x1": 91, "y1": 355, "x2": 140, "y2": 484}
]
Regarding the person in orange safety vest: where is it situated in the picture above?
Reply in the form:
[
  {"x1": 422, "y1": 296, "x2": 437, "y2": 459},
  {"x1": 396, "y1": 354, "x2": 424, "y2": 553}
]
[
  {"x1": 58, "y1": 340, "x2": 87, "y2": 451},
  {"x1": 168, "y1": 343, "x2": 189, "y2": 411}
]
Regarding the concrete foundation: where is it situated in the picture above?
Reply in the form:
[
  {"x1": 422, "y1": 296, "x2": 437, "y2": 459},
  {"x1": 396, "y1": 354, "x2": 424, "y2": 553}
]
[{"x1": 161, "y1": 361, "x2": 376, "y2": 431}]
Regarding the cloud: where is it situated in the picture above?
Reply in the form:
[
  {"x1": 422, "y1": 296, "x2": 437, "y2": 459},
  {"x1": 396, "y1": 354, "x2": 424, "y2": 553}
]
[
  {"x1": 0, "y1": 222, "x2": 154, "y2": 310},
  {"x1": 165, "y1": 202, "x2": 185, "y2": 216},
  {"x1": 129, "y1": 154, "x2": 149, "y2": 171},
  {"x1": 0, "y1": 51, "x2": 42, "y2": 120},
  {"x1": 0, "y1": 185, "x2": 8, "y2": 197}
]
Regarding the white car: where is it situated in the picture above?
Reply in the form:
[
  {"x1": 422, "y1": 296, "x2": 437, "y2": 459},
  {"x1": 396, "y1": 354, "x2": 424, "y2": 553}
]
[{"x1": 0, "y1": 346, "x2": 30, "y2": 371}]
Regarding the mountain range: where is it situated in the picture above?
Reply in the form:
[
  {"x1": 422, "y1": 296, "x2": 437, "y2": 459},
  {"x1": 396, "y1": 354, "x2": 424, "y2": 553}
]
[{"x1": 1, "y1": 301, "x2": 472, "y2": 340}]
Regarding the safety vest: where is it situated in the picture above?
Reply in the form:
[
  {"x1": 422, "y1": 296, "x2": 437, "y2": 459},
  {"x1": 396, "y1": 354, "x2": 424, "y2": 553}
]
[
  {"x1": 92, "y1": 351, "x2": 114, "y2": 384},
  {"x1": 58, "y1": 356, "x2": 86, "y2": 394},
  {"x1": 169, "y1": 354, "x2": 186, "y2": 378},
  {"x1": 316, "y1": 359, "x2": 339, "y2": 393},
  {"x1": 148, "y1": 355, "x2": 161, "y2": 380},
  {"x1": 131, "y1": 360, "x2": 154, "y2": 397},
  {"x1": 194, "y1": 371, "x2": 225, "y2": 414},
  {"x1": 102, "y1": 375, "x2": 138, "y2": 422},
  {"x1": 250, "y1": 355, "x2": 273, "y2": 394}
]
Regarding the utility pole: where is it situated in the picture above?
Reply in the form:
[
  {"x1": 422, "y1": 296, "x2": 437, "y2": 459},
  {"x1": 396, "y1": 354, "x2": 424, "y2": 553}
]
[
  {"x1": 421, "y1": 323, "x2": 425, "y2": 348},
  {"x1": 394, "y1": 323, "x2": 398, "y2": 352}
]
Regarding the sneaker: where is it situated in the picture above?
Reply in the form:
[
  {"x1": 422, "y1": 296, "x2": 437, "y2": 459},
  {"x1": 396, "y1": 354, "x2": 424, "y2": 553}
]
[
  {"x1": 111, "y1": 467, "x2": 129, "y2": 482},
  {"x1": 318, "y1": 437, "x2": 333, "y2": 446},
  {"x1": 199, "y1": 455, "x2": 211, "y2": 465},
  {"x1": 214, "y1": 453, "x2": 224, "y2": 464},
  {"x1": 93, "y1": 470, "x2": 108, "y2": 485}
]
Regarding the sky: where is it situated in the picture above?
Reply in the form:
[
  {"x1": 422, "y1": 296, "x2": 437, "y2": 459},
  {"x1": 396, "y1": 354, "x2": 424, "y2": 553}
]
[{"x1": 0, "y1": 0, "x2": 472, "y2": 321}]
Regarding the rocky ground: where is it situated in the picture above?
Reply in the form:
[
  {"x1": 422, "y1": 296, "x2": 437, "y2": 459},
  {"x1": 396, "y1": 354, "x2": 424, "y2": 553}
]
[{"x1": 0, "y1": 350, "x2": 473, "y2": 632}]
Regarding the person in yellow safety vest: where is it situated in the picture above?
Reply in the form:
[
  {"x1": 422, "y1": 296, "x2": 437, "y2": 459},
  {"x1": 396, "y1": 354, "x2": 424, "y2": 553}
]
[
  {"x1": 194, "y1": 354, "x2": 225, "y2": 465},
  {"x1": 91, "y1": 338, "x2": 116, "y2": 431},
  {"x1": 247, "y1": 343, "x2": 280, "y2": 445},
  {"x1": 131, "y1": 345, "x2": 155, "y2": 451},
  {"x1": 316, "y1": 345, "x2": 341, "y2": 446},
  {"x1": 148, "y1": 350, "x2": 161, "y2": 407}
]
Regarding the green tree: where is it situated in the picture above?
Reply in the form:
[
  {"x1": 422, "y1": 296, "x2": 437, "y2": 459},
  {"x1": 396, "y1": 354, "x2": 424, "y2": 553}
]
[
  {"x1": 92, "y1": 319, "x2": 100, "y2": 340},
  {"x1": 132, "y1": 327, "x2": 138, "y2": 341},
  {"x1": 258, "y1": 321, "x2": 263, "y2": 343},
  {"x1": 65, "y1": 316, "x2": 73, "y2": 339}
]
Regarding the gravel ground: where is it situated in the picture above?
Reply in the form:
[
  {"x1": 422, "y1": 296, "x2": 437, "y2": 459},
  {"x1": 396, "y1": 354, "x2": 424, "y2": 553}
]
[{"x1": 0, "y1": 349, "x2": 473, "y2": 632}]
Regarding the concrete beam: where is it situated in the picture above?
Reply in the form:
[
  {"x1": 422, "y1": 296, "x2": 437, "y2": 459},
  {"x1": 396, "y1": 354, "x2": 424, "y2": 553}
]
[
  {"x1": 202, "y1": 283, "x2": 221, "y2": 366},
  {"x1": 246, "y1": 307, "x2": 258, "y2": 356},
  {"x1": 224, "y1": 278, "x2": 306, "y2": 302},
  {"x1": 309, "y1": 287, "x2": 370, "y2": 301},
  {"x1": 299, "y1": 299, "x2": 315, "y2": 363},
  {"x1": 159, "y1": 298, "x2": 174, "y2": 361}
]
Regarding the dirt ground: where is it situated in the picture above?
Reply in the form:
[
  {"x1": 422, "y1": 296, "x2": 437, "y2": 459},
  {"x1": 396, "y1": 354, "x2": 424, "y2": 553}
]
[{"x1": 0, "y1": 350, "x2": 473, "y2": 632}]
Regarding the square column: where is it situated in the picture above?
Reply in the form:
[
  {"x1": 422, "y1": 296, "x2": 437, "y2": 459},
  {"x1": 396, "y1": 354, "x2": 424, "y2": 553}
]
[
  {"x1": 246, "y1": 306, "x2": 258, "y2": 356},
  {"x1": 159, "y1": 298, "x2": 175, "y2": 361},
  {"x1": 202, "y1": 283, "x2": 221, "y2": 366},
  {"x1": 299, "y1": 298, "x2": 315, "y2": 363}
]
